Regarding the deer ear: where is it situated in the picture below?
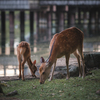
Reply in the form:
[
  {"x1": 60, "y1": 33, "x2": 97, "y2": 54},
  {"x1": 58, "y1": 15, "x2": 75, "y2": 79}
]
[
  {"x1": 40, "y1": 57, "x2": 45, "y2": 63},
  {"x1": 33, "y1": 60, "x2": 36, "y2": 65}
]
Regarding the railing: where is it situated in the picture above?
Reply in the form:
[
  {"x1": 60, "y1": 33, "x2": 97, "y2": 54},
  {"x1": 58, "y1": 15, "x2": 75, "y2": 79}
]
[
  {"x1": 0, "y1": 0, "x2": 100, "y2": 10},
  {"x1": 0, "y1": 0, "x2": 39, "y2": 10},
  {"x1": 39, "y1": 0, "x2": 100, "y2": 5}
]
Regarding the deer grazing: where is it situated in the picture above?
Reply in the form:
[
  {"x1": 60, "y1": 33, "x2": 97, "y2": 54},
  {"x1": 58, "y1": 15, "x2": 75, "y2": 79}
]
[
  {"x1": 17, "y1": 41, "x2": 37, "y2": 81},
  {"x1": 39, "y1": 27, "x2": 85, "y2": 84}
]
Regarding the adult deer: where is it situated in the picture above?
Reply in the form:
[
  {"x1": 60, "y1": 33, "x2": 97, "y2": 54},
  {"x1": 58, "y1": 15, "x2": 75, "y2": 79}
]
[
  {"x1": 39, "y1": 27, "x2": 85, "y2": 84},
  {"x1": 17, "y1": 41, "x2": 37, "y2": 81}
]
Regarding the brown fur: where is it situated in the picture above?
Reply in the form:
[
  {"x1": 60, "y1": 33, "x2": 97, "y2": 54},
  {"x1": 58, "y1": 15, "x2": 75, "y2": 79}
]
[
  {"x1": 49, "y1": 33, "x2": 59, "y2": 51},
  {"x1": 17, "y1": 41, "x2": 37, "y2": 81},
  {"x1": 39, "y1": 27, "x2": 85, "y2": 84}
]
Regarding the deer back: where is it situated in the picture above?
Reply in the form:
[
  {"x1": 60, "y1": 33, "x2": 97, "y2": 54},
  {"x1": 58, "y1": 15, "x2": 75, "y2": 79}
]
[
  {"x1": 17, "y1": 41, "x2": 31, "y2": 56},
  {"x1": 50, "y1": 27, "x2": 84, "y2": 58}
]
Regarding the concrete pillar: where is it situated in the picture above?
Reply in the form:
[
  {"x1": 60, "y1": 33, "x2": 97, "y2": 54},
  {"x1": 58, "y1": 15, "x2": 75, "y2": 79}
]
[
  {"x1": 59, "y1": 12, "x2": 64, "y2": 32},
  {"x1": 4, "y1": 65, "x2": 6, "y2": 76},
  {"x1": 1, "y1": 11, "x2": 6, "y2": 54},
  {"x1": 47, "y1": 12, "x2": 51, "y2": 40},
  {"x1": 9, "y1": 11, "x2": 14, "y2": 54},
  {"x1": 91, "y1": 11, "x2": 95, "y2": 36},
  {"x1": 78, "y1": 8, "x2": 81, "y2": 28},
  {"x1": 20, "y1": 11, "x2": 25, "y2": 41},
  {"x1": 98, "y1": 9, "x2": 100, "y2": 35},
  {"x1": 30, "y1": 11, "x2": 34, "y2": 46},
  {"x1": 83, "y1": 11, "x2": 88, "y2": 37},
  {"x1": 68, "y1": 7, "x2": 75, "y2": 27},
  {"x1": 34, "y1": 12, "x2": 39, "y2": 42},
  {"x1": 30, "y1": 11, "x2": 34, "y2": 51}
]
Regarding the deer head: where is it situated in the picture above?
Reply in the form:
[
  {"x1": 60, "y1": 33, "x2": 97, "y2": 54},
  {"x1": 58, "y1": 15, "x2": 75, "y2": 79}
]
[
  {"x1": 39, "y1": 57, "x2": 51, "y2": 84},
  {"x1": 28, "y1": 59, "x2": 37, "y2": 77}
]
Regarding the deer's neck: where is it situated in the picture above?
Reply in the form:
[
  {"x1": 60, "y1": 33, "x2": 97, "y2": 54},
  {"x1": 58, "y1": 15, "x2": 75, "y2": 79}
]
[
  {"x1": 46, "y1": 49, "x2": 57, "y2": 67},
  {"x1": 46, "y1": 38, "x2": 56, "y2": 61},
  {"x1": 27, "y1": 57, "x2": 32, "y2": 67}
]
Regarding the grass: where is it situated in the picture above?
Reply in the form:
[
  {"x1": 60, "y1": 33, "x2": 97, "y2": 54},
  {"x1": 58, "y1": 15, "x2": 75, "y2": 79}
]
[{"x1": 0, "y1": 69, "x2": 100, "y2": 100}]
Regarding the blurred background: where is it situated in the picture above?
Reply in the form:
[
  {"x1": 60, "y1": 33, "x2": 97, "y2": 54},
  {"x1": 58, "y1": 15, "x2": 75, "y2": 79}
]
[{"x1": 0, "y1": 0, "x2": 100, "y2": 77}]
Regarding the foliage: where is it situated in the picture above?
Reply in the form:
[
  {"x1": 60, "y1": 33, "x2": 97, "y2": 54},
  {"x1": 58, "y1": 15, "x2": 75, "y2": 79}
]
[{"x1": 1, "y1": 69, "x2": 100, "y2": 100}]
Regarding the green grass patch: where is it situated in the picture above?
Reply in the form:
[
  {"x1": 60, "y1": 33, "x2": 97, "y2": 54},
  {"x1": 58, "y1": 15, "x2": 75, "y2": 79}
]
[{"x1": 1, "y1": 69, "x2": 100, "y2": 100}]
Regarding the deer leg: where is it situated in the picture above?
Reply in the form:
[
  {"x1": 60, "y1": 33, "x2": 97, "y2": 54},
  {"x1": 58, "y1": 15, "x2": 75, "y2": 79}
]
[
  {"x1": 21, "y1": 57, "x2": 27, "y2": 81},
  {"x1": 74, "y1": 51, "x2": 82, "y2": 77},
  {"x1": 49, "y1": 59, "x2": 57, "y2": 81},
  {"x1": 65, "y1": 55, "x2": 70, "y2": 80},
  {"x1": 17, "y1": 53, "x2": 21, "y2": 79},
  {"x1": 81, "y1": 55, "x2": 85, "y2": 78},
  {"x1": 19, "y1": 61, "x2": 21, "y2": 79},
  {"x1": 30, "y1": 67, "x2": 36, "y2": 77},
  {"x1": 27, "y1": 58, "x2": 36, "y2": 77},
  {"x1": 21, "y1": 62, "x2": 25, "y2": 81},
  {"x1": 78, "y1": 46, "x2": 85, "y2": 78}
]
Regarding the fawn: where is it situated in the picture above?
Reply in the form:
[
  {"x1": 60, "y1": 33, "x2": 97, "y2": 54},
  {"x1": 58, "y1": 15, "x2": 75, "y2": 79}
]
[
  {"x1": 39, "y1": 27, "x2": 85, "y2": 84},
  {"x1": 17, "y1": 41, "x2": 37, "y2": 81}
]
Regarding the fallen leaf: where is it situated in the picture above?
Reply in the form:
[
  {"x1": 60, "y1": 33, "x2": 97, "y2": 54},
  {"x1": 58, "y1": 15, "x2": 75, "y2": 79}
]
[
  {"x1": 96, "y1": 89, "x2": 100, "y2": 95},
  {"x1": 51, "y1": 93, "x2": 55, "y2": 96},
  {"x1": 40, "y1": 94, "x2": 42, "y2": 96},
  {"x1": 68, "y1": 93, "x2": 71, "y2": 96},
  {"x1": 32, "y1": 85, "x2": 37, "y2": 89},
  {"x1": 59, "y1": 90, "x2": 62, "y2": 93},
  {"x1": 33, "y1": 87, "x2": 36, "y2": 89}
]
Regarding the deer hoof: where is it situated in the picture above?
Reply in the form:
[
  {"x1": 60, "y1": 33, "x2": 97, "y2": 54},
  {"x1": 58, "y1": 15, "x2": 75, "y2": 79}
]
[
  {"x1": 82, "y1": 75, "x2": 85, "y2": 79},
  {"x1": 48, "y1": 77, "x2": 53, "y2": 81},
  {"x1": 22, "y1": 79, "x2": 25, "y2": 81},
  {"x1": 19, "y1": 76, "x2": 21, "y2": 79},
  {"x1": 48, "y1": 79, "x2": 52, "y2": 82},
  {"x1": 79, "y1": 75, "x2": 82, "y2": 78},
  {"x1": 66, "y1": 77, "x2": 69, "y2": 80},
  {"x1": 32, "y1": 75, "x2": 37, "y2": 78}
]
